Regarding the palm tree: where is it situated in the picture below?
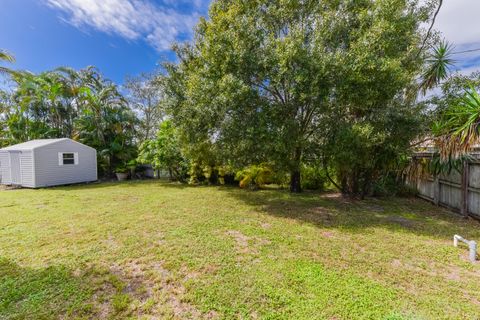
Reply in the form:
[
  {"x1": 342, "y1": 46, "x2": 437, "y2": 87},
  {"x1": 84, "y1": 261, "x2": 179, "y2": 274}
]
[
  {"x1": 420, "y1": 41, "x2": 455, "y2": 94},
  {"x1": 0, "y1": 50, "x2": 15, "y2": 75},
  {"x1": 434, "y1": 87, "x2": 480, "y2": 160}
]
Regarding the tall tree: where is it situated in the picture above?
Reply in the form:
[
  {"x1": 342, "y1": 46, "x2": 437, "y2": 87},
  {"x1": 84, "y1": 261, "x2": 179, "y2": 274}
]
[
  {"x1": 124, "y1": 72, "x2": 164, "y2": 142},
  {"x1": 74, "y1": 67, "x2": 138, "y2": 175},
  {"x1": 1, "y1": 66, "x2": 138, "y2": 176},
  {"x1": 165, "y1": 0, "x2": 435, "y2": 193}
]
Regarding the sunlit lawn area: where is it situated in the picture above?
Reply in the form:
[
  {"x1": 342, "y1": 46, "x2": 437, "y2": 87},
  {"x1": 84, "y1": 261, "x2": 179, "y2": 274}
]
[{"x1": 1, "y1": 180, "x2": 480, "y2": 319}]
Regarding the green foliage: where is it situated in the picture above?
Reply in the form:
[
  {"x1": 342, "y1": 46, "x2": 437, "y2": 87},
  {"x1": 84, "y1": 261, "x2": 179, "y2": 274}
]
[
  {"x1": 186, "y1": 163, "x2": 234, "y2": 185},
  {"x1": 323, "y1": 100, "x2": 425, "y2": 197},
  {"x1": 413, "y1": 72, "x2": 480, "y2": 177},
  {"x1": 433, "y1": 87, "x2": 480, "y2": 160},
  {"x1": 235, "y1": 164, "x2": 274, "y2": 190},
  {"x1": 372, "y1": 173, "x2": 416, "y2": 197},
  {"x1": 112, "y1": 293, "x2": 130, "y2": 313},
  {"x1": 164, "y1": 0, "x2": 436, "y2": 194},
  {"x1": 0, "y1": 49, "x2": 15, "y2": 75},
  {"x1": 137, "y1": 120, "x2": 187, "y2": 180},
  {"x1": 0, "y1": 66, "x2": 138, "y2": 176},
  {"x1": 420, "y1": 41, "x2": 455, "y2": 94},
  {"x1": 301, "y1": 165, "x2": 327, "y2": 191},
  {"x1": 114, "y1": 164, "x2": 129, "y2": 174}
]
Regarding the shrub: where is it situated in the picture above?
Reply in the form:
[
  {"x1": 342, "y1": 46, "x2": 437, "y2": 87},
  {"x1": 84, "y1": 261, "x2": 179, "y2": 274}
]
[
  {"x1": 372, "y1": 174, "x2": 417, "y2": 197},
  {"x1": 235, "y1": 164, "x2": 273, "y2": 190},
  {"x1": 301, "y1": 165, "x2": 327, "y2": 191}
]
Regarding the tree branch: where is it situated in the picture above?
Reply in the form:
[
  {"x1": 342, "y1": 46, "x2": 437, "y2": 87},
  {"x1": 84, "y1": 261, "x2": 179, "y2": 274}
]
[
  {"x1": 323, "y1": 159, "x2": 342, "y2": 192},
  {"x1": 416, "y1": 0, "x2": 443, "y2": 58}
]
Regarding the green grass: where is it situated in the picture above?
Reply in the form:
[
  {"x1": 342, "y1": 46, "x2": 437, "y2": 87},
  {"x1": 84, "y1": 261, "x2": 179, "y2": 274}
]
[{"x1": 1, "y1": 180, "x2": 480, "y2": 319}]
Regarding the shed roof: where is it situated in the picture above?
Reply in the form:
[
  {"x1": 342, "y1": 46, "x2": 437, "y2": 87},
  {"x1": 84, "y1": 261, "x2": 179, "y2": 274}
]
[{"x1": 1, "y1": 138, "x2": 73, "y2": 151}]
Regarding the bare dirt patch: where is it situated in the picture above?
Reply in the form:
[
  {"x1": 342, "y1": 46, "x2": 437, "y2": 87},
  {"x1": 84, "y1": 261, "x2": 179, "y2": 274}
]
[
  {"x1": 321, "y1": 231, "x2": 335, "y2": 238},
  {"x1": 83, "y1": 259, "x2": 216, "y2": 319},
  {"x1": 260, "y1": 222, "x2": 271, "y2": 229},
  {"x1": 149, "y1": 261, "x2": 204, "y2": 319},
  {"x1": 226, "y1": 230, "x2": 271, "y2": 256}
]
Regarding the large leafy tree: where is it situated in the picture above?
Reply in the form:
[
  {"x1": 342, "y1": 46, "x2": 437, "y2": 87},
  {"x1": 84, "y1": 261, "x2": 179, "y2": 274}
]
[{"x1": 165, "y1": 0, "x2": 435, "y2": 193}]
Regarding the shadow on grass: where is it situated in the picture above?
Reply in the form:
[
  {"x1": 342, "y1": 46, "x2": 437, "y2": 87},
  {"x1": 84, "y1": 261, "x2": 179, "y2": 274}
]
[
  {"x1": 44, "y1": 179, "x2": 190, "y2": 192},
  {"x1": 208, "y1": 186, "x2": 480, "y2": 240},
  {"x1": 0, "y1": 257, "x2": 146, "y2": 319},
  {"x1": 26, "y1": 180, "x2": 480, "y2": 240},
  {"x1": 0, "y1": 258, "x2": 94, "y2": 319}
]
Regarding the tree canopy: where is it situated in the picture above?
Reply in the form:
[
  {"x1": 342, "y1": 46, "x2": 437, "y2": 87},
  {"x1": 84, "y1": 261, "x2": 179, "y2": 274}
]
[
  {"x1": 0, "y1": 67, "x2": 138, "y2": 175},
  {"x1": 164, "y1": 0, "x2": 437, "y2": 195}
]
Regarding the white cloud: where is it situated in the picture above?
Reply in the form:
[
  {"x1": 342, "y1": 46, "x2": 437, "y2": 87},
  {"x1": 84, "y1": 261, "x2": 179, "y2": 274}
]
[
  {"x1": 45, "y1": 0, "x2": 205, "y2": 51},
  {"x1": 436, "y1": 0, "x2": 480, "y2": 46},
  {"x1": 435, "y1": 0, "x2": 480, "y2": 74}
]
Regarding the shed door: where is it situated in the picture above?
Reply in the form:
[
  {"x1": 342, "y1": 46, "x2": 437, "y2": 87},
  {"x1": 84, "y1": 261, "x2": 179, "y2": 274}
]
[{"x1": 9, "y1": 152, "x2": 21, "y2": 185}]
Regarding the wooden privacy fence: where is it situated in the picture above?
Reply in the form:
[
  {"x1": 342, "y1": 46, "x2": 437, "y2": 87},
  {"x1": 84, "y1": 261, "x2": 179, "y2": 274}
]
[{"x1": 413, "y1": 161, "x2": 480, "y2": 219}]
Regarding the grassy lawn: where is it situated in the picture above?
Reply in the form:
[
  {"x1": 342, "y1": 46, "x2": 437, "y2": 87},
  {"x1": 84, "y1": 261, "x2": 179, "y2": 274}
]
[{"x1": 1, "y1": 181, "x2": 480, "y2": 319}]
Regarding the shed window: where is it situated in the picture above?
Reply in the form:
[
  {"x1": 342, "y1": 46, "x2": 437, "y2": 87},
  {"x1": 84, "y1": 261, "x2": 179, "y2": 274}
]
[
  {"x1": 58, "y1": 152, "x2": 78, "y2": 166},
  {"x1": 63, "y1": 153, "x2": 75, "y2": 165}
]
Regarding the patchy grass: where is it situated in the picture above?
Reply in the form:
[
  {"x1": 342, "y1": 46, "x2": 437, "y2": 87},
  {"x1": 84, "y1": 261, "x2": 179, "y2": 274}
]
[{"x1": 0, "y1": 180, "x2": 480, "y2": 319}]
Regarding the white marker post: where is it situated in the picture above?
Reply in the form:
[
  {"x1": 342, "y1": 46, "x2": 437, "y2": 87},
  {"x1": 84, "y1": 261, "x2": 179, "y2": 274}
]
[{"x1": 454, "y1": 235, "x2": 477, "y2": 263}]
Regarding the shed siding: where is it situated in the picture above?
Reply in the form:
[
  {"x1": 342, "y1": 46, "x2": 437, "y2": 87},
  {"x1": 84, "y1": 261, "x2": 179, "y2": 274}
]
[
  {"x1": 0, "y1": 151, "x2": 11, "y2": 184},
  {"x1": 34, "y1": 140, "x2": 97, "y2": 187},
  {"x1": 19, "y1": 151, "x2": 34, "y2": 187}
]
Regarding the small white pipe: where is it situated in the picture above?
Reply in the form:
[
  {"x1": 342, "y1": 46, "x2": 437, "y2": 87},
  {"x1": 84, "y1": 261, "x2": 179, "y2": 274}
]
[
  {"x1": 454, "y1": 235, "x2": 477, "y2": 263},
  {"x1": 469, "y1": 241, "x2": 477, "y2": 263}
]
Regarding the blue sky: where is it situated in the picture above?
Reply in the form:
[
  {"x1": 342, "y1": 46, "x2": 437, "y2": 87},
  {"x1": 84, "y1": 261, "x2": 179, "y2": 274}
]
[
  {"x1": 0, "y1": 0, "x2": 210, "y2": 83},
  {"x1": 0, "y1": 0, "x2": 479, "y2": 84}
]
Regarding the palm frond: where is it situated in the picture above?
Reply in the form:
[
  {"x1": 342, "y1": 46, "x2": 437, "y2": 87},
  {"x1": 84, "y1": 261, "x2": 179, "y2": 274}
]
[
  {"x1": 435, "y1": 87, "x2": 480, "y2": 160},
  {"x1": 0, "y1": 50, "x2": 16, "y2": 76},
  {"x1": 0, "y1": 50, "x2": 15, "y2": 63},
  {"x1": 420, "y1": 41, "x2": 455, "y2": 94}
]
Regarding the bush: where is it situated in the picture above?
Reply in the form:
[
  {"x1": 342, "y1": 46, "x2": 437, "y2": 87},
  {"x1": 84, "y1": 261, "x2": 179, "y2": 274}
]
[
  {"x1": 301, "y1": 165, "x2": 327, "y2": 191},
  {"x1": 372, "y1": 174, "x2": 417, "y2": 197},
  {"x1": 187, "y1": 163, "x2": 233, "y2": 185},
  {"x1": 235, "y1": 164, "x2": 274, "y2": 190}
]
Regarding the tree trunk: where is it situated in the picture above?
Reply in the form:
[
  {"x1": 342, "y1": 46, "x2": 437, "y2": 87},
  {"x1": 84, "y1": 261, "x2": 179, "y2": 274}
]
[
  {"x1": 290, "y1": 169, "x2": 302, "y2": 193},
  {"x1": 289, "y1": 147, "x2": 302, "y2": 193}
]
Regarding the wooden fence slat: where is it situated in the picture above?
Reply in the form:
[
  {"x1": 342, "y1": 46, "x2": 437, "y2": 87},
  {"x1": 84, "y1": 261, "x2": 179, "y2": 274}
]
[
  {"x1": 461, "y1": 162, "x2": 469, "y2": 217},
  {"x1": 414, "y1": 161, "x2": 480, "y2": 220},
  {"x1": 434, "y1": 176, "x2": 440, "y2": 205}
]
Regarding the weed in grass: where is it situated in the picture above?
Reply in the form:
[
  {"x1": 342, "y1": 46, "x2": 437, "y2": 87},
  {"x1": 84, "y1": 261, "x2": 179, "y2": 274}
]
[{"x1": 112, "y1": 293, "x2": 131, "y2": 313}]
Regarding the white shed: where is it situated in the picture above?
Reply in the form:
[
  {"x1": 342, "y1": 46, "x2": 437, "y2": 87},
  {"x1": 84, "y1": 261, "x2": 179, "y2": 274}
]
[{"x1": 0, "y1": 138, "x2": 97, "y2": 188}]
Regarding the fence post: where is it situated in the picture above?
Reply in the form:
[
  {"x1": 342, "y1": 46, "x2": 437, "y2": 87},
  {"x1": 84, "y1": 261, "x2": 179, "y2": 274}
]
[
  {"x1": 461, "y1": 162, "x2": 469, "y2": 217},
  {"x1": 433, "y1": 175, "x2": 440, "y2": 205}
]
